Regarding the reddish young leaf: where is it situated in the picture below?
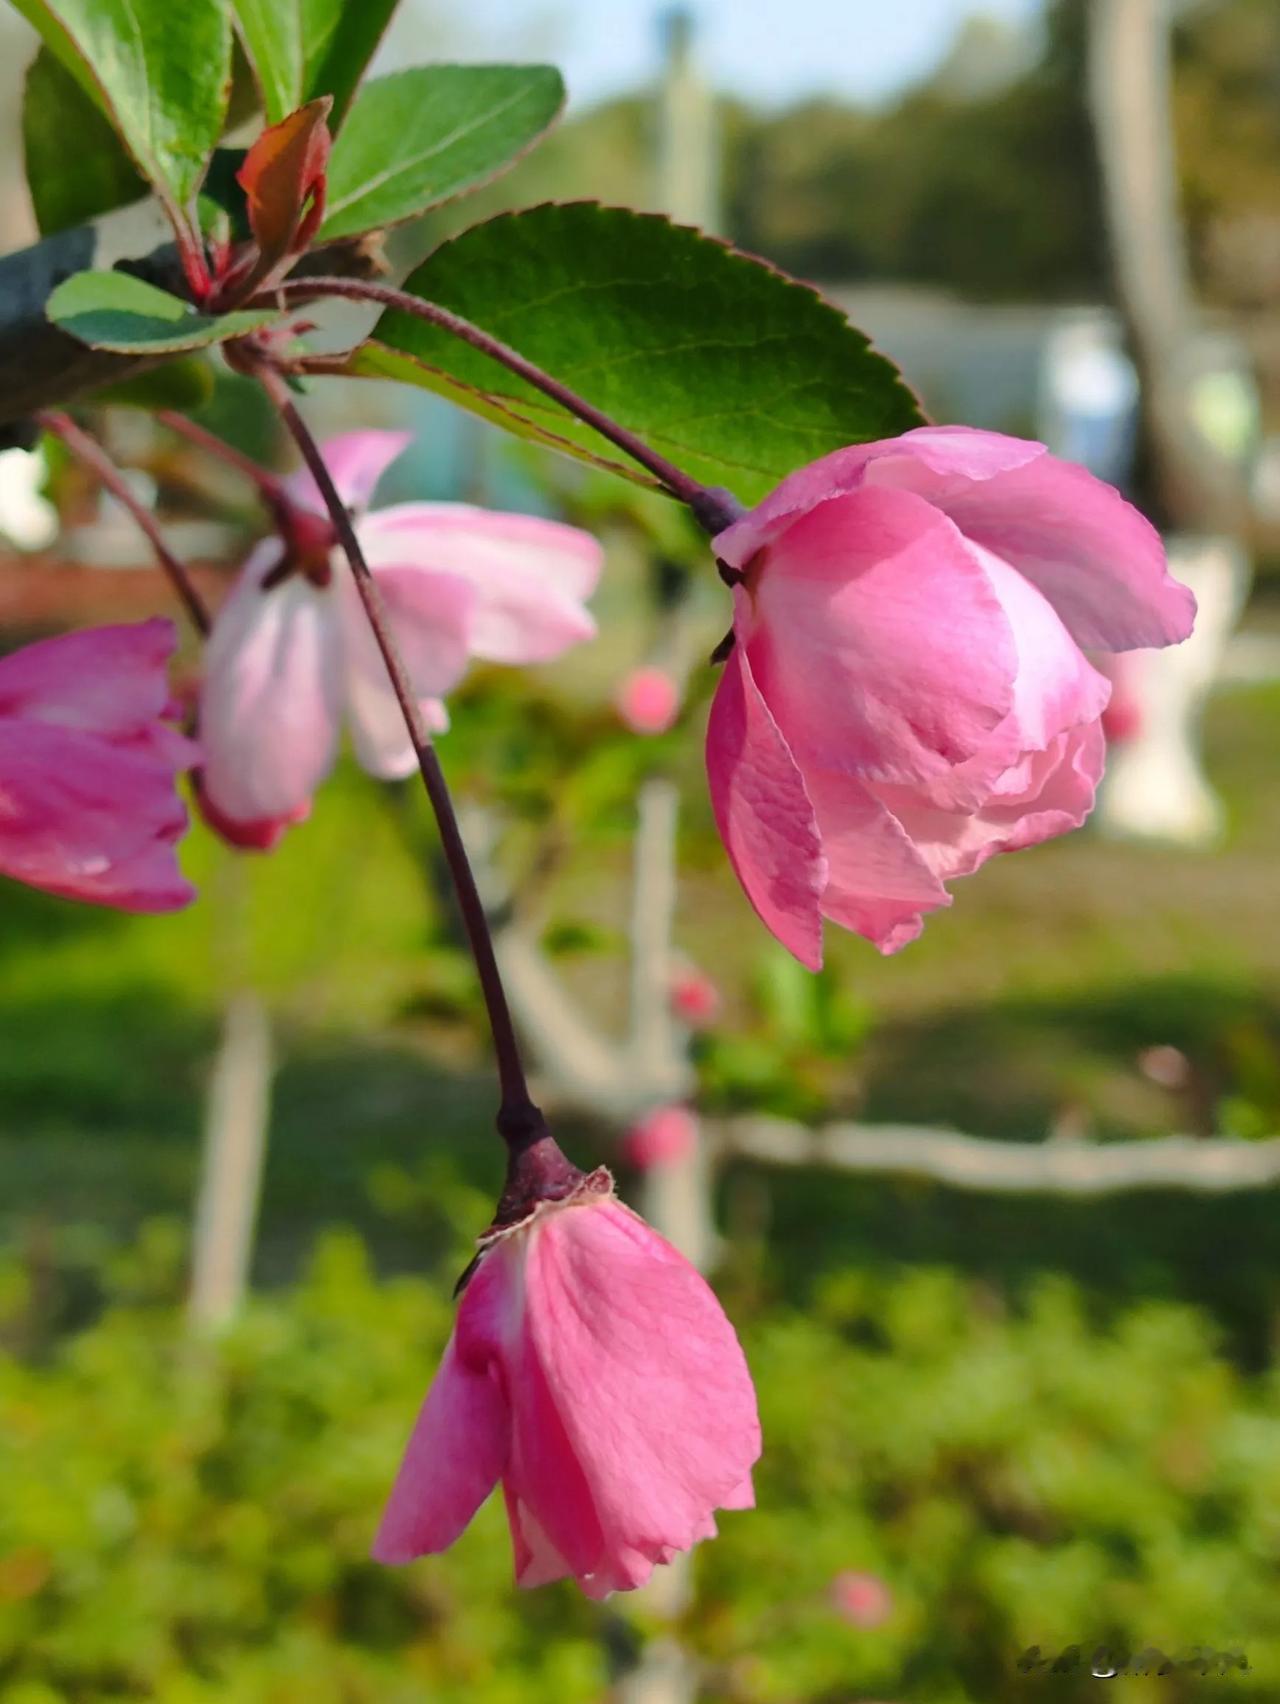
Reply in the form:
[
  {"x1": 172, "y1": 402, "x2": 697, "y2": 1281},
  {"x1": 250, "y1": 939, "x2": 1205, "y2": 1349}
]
[{"x1": 237, "y1": 97, "x2": 333, "y2": 283}]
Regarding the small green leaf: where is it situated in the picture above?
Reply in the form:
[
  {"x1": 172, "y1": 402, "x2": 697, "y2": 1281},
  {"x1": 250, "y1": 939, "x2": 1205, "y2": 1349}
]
[
  {"x1": 233, "y1": 0, "x2": 401, "y2": 129},
  {"x1": 11, "y1": 0, "x2": 233, "y2": 218},
  {"x1": 361, "y1": 204, "x2": 924, "y2": 503},
  {"x1": 318, "y1": 65, "x2": 565, "y2": 242},
  {"x1": 22, "y1": 47, "x2": 146, "y2": 236},
  {"x1": 87, "y1": 357, "x2": 217, "y2": 410},
  {"x1": 48, "y1": 271, "x2": 278, "y2": 354}
]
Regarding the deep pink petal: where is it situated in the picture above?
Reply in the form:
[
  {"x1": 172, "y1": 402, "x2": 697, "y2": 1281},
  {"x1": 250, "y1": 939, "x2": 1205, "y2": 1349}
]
[
  {"x1": 199, "y1": 543, "x2": 344, "y2": 826},
  {"x1": 743, "y1": 486, "x2": 1017, "y2": 788},
  {"x1": 372, "y1": 1247, "x2": 513, "y2": 1564},
  {"x1": 0, "y1": 721, "x2": 192, "y2": 911},
  {"x1": 359, "y1": 503, "x2": 601, "y2": 664},
  {"x1": 285, "y1": 430, "x2": 412, "y2": 517},
  {"x1": 521, "y1": 1197, "x2": 760, "y2": 1595},
  {"x1": 0, "y1": 617, "x2": 178, "y2": 733},
  {"x1": 705, "y1": 645, "x2": 826, "y2": 971},
  {"x1": 799, "y1": 765, "x2": 950, "y2": 955}
]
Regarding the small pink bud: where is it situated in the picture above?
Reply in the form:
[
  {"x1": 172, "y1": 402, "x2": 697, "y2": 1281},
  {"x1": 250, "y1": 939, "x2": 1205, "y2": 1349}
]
[
  {"x1": 1138, "y1": 1044, "x2": 1191, "y2": 1090},
  {"x1": 830, "y1": 1570, "x2": 893, "y2": 1628},
  {"x1": 621, "y1": 1105, "x2": 699, "y2": 1171},
  {"x1": 670, "y1": 962, "x2": 722, "y2": 1029},
  {"x1": 615, "y1": 665, "x2": 680, "y2": 735}
]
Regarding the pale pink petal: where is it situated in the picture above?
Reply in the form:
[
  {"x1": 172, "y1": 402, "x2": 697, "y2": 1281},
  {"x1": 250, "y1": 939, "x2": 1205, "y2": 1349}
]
[
  {"x1": 705, "y1": 645, "x2": 826, "y2": 971},
  {"x1": 503, "y1": 1488, "x2": 573, "y2": 1589},
  {"x1": 849, "y1": 427, "x2": 1194, "y2": 652},
  {"x1": 0, "y1": 617, "x2": 178, "y2": 734},
  {"x1": 360, "y1": 503, "x2": 601, "y2": 664},
  {"x1": 0, "y1": 721, "x2": 192, "y2": 911},
  {"x1": 798, "y1": 765, "x2": 949, "y2": 954},
  {"x1": 743, "y1": 486, "x2": 1017, "y2": 788},
  {"x1": 336, "y1": 563, "x2": 474, "y2": 779},
  {"x1": 875, "y1": 720, "x2": 1105, "y2": 882},
  {"x1": 521, "y1": 1198, "x2": 760, "y2": 1593},
  {"x1": 372, "y1": 1246, "x2": 513, "y2": 1563},
  {"x1": 199, "y1": 542, "x2": 344, "y2": 825},
  {"x1": 285, "y1": 429, "x2": 412, "y2": 517}
]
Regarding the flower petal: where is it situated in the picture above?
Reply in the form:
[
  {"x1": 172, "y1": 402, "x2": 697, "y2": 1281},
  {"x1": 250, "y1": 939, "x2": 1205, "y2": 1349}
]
[
  {"x1": 337, "y1": 563, "x2": 475, "y2": 779},
  {"x1": 359, "y1": 503, "x2": 601, "y2": 664},
  {"x1": 285, "y1": 430, "x2": 412, "y2": 517},
  {"x1": 0, "y1": 617, "x2": 179, "y2": 734},
  {"x1": 875, "y1": 720, "x2": 1105, "y2": 883},
  {"x1": 372, "y1": 1249, "x2": 512, "y2": 1563},
  {"x1": 743, "y1": 485, "x2": 1017, "y2": 788},
  {"x1": 853, "y1": 426, "x2": 1195, "y2": 651},
  {"x1": 521, "y1": 1197, "x2": 760, "y2": 1595},
  {"x1": 0, "y1": 720, "x2": 193, "y2": 911},
  {"x1": 199, "y1": 542, "x2": 344, "y2": 825},
  {"x1": 706, "y1": 644, "x2": 826, "y2": 971},
  {"x1": 799, "y1": 764, "x2": 950, "y2": 955}
]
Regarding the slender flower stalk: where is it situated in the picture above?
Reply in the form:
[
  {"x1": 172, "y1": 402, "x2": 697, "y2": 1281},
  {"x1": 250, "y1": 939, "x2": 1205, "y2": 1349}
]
[
  {"x1": 271, "y1": 276, "x2": 744, "y2": 535},
  {"x1": 157, "y1": 410, "x2": 291, "y2": 505},
  {"x1": 250, "y1": 359, "x2": 542, "y2": 1144},
  {"x1": 37, "y1": 411, "x2": 212, "y2": 638}
]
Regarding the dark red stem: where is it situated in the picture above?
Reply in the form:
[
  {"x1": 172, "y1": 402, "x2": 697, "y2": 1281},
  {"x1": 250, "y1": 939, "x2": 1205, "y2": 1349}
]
[
  {"x1": 271, "y1": 275, "x2": 745, "y2": 535},
  {"x1": 251, "y1": 360, "x2": 542, "y2": 1146},
  {"x1": 38, "y1": 411, "x2": 212, "y2": 637}
]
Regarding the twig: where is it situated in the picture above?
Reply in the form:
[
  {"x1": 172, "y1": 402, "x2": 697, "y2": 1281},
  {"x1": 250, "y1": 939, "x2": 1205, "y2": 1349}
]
[
  {"x1": 157, "y1": 410, "x2": 287, "y2": 502},
  {"x1": 38, "y1": 410, "x2": 212, "y2": 636},
  {"x1": 272, "y1": 275, "x2": 743, "y2": 533},
  {"x1": 252, "y1": 361, "x2": 540, "y2": 1142},
  {"x1": 715, "y1": 1118, "x2": 1280, "y2": 1195}
]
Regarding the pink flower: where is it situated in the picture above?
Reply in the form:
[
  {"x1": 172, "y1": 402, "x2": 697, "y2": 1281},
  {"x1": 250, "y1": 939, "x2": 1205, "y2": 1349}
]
[
  {"x1": 615, "y1": 664, "x2": 680, "y2": 734},
  {"x1": 705, "y1": 426, "x2": 1196, "y2": 965},
  {"x1": 374, "y1": 1174, "x2": 760, "y2": 1597},
  {"x1": 199, "y1": 431, "x2": 602, "y2": 840},
  {"x1": 621, "y1": 1104, "x2": 699, "y2": 1170},
  {"x1": 0, "y1": 619, "x2": 196, "y2": 910},
  {"x1": 669, "y1": 959, "x2": 723, "y2": 1030},
  {"x1": 831, "y1": 1569, "x2": 893, "y2": 1628}
]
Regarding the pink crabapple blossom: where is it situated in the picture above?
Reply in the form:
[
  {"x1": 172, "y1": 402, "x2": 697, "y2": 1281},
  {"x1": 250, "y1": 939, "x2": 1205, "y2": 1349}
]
[
  {"x1": 373, "y1": 1169, "x2": 760, "y2": 1597},
  {"x1": 620, "y1": 1103, "x2": 700, "y2": 1170},
  {"x1": 705, "y1": 425, "x2": 1197, "y2": 966},
  {"x1": 669, "y1": 958, "x2": 723, "y2": 1030},
  {"x1": 615, "y1": 663, "x2": 681, "y2": 734},
  {"x1": 198, "y1": 430, "x2": 602, "y2": 845},
  {"x1": 0, "y1": 618, "x2": 196, "y2": 910}
]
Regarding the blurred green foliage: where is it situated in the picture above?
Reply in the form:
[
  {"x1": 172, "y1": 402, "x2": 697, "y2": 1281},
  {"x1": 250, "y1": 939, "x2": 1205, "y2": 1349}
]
[{"x1": 2, "y1": 1231, "x2": 1279, "y2": 1702}]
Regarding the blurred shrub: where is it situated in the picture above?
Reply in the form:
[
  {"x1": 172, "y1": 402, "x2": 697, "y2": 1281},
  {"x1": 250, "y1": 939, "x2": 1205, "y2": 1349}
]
[{"x1": 3, "y1": 1232, "x2": 1280, "y2": 1702}]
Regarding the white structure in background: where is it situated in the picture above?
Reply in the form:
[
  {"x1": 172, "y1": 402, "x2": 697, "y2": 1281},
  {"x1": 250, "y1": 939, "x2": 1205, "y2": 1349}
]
[
  {"x1": 1038, "y1": 317, "x2": 1258, "y2": 848},
  {"x1": 0, "y1": 445, "x2": 57, "y2": 550},
  {"x1": 1095, "y1": 534, "x2": 1251, "y2": 844}
]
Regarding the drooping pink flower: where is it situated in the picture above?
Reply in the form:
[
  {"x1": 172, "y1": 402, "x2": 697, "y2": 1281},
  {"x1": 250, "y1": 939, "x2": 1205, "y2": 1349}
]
[
  {"x1": 615, "y1": 664, "x2": 680, "y2": 734},
  {"x1": 831, "y1": 1569, "x2": 893, "y2": 1628},
  {"x1": 374, "y1": 1171, "x2": 760, "y2": 1597},
  {"x1": 705, "y1": 426, "x2": 1196, "y2": 965},
  {"x1": 0, "y1": 619, "x2": 196, "y2": 910},
  {"x1": 199, "y1": 431, "x2": 602, "y2": 841},
  {"x1": 621, "y1": 1104, "x2": 699, "y2": 1170}
]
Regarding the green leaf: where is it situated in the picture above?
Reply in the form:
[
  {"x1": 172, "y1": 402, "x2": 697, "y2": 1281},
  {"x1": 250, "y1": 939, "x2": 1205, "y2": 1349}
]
[
  {"x1": 10, "y1": 0, "x2": 233, "y2": 218},
  {"x1": 317, "y1": 65, "x2": 565, "y2": 242},
  {"x1": 87, "y1": 357, "x2": 217, "y2": 410},
  {"x1": 22, "y1": 47, "x2": 146, "y2": 236},
  {"x1": 359, "y1": 204, "x2": 924, "y2": 503},
  {"x1": 47, "y1": 271, "x2": 278, "y2": 354},
  {"x1": 232, "y1": 0, "x2": 400, "y2": 129}
]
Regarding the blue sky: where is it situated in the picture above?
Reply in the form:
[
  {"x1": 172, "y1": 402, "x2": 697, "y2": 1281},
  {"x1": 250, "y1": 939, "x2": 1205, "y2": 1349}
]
[{"x1": 420, "y1": 0, "x2": 1048, "y2": 110}]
